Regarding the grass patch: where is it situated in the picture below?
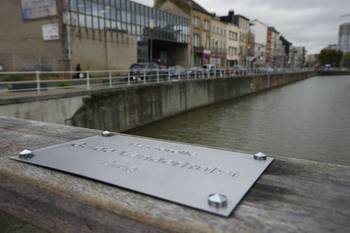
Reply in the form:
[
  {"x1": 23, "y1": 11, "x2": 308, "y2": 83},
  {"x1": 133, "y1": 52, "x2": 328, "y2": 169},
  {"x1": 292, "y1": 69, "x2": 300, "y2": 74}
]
[{"x1": 57, "y1": 81, "x2": 72, "y2": 88}]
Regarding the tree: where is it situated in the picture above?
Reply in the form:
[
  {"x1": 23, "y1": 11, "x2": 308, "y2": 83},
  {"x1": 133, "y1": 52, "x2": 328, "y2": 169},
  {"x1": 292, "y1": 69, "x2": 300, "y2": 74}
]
[
  {"x1": 342, "y1": 52, "x2": 350, "y2": 68},
  {"x1": 318, "y1": 49, "x2": 343, "y2": 67}
]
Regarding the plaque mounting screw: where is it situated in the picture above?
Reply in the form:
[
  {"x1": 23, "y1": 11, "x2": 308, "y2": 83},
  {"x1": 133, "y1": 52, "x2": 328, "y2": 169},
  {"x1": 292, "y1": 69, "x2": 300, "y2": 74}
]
[
  {"x1": 101, "y1": 131, "x2": 113, "y2": 137},
  {"x1": 19, "y1": 149, "x2": 34, "y2": 160},
  {"x1": 208, "y1": 193, "x2": 227, "y2": 208},
  {"x1": 254, "y1": 152, "x2": 267, "y2": 161}
]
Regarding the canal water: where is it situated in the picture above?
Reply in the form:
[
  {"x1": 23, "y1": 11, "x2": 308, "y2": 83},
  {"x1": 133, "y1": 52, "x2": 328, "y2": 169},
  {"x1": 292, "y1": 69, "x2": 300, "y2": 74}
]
[{"x1": 128, "y1": 75, "x2": 350, "y2": 166}]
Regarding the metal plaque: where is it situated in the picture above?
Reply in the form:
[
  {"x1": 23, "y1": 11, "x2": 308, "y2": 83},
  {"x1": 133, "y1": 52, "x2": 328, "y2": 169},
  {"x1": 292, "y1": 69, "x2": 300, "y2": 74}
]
[
  {"x1": 10, "y1": 134, "x2": 273, "y2": 217},
  {"x1": 21, "y1": 0, "x2": 57, "y2": 20}
]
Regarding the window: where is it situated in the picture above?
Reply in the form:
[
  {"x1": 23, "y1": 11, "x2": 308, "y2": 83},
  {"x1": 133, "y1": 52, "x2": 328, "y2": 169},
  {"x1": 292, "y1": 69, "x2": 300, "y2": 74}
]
[
  {"x1": 192, "y1": 16, "x2": 200, "y2": 28},
  {"x1": 204, "y1": 20, "x2": 209, "y2": 32},
  {"x1": 229, "y1": 31, "x2": 238, "y2": 41},
  {"x1": 67, "y1": 0, "x2": 190, "y2": 44},
  {"x1": 193, "y1": 33, "x2": 200, "y2": 47},
  {"x1": 229, "y1": 47, "x2": 237, "y2": 56}
]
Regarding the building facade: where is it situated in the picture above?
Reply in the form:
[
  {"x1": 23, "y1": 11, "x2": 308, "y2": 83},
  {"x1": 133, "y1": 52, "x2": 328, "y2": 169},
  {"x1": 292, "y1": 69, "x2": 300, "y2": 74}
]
[
  {"x1": 155, "y1": 0, "x2": 215, "y2": 67},
  {"x1": 220, "y1": 11, "x2": 250, "y2": 67},
  {"x1": 339, "y1": 23, "x2": 350, "y2": 53},
  {"x1": 279, "y1": 36, "x2": 292, "y2": 68},
  {"x1": 226, "y1": 23, "x2": 239, "y2": 67},
  {"x1": 210, "y1": 17, "x2": 227, "y2": 67},
  {"x1": 0, "y1": 0, "x2": 190, "y2": 71},
  {"x1": 305, "y1": 54, "x2": 318, "y2": 67},
  {"x1": 236, "y1": 15, "x2": 250, "y2": 66},
  {"x1": 266, "y1": 27, "x2": 279, "y2": 67},
  {"x1": 0, "y1": 0, "x2": 297, "y2": 71},
  {"x1": 250, "y1": 19, "x2": 267, "y2": 67},
  {"x1": 190, "y1": 5, "x2": 212, "y2": 66},
  {"x1": 289, "y1": 46, "x2": 306, "y2": 68}
]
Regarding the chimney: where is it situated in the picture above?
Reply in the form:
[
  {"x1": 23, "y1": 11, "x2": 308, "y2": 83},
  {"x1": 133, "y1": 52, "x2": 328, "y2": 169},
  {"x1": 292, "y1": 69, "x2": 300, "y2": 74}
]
[{"x1": 228, "y1": 10, "x2": 235, "y2": 23}]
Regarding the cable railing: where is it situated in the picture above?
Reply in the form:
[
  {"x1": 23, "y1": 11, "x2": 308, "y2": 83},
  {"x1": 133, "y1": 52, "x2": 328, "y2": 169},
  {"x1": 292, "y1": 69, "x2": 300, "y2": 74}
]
[{"x1": 0, "y1": 68, "x2": 314, "y2": 97}]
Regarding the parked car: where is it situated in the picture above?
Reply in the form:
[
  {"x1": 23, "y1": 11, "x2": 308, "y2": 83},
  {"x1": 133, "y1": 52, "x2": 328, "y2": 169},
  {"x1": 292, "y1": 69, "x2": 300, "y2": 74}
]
[
  {"x1": 129, "y1": 62, "x2": 160, "y2": 81},
  {"x1": 202, "y1": 64, "x2": 218, "y2": 75},
  {"x1": 21, "y1": 64, "x2": 52, "y2": 72},
  {"x1": 324, "y1": 64, "x2": 331, "y2": 70},
  {"x1": 189, "y1": 66, "x2": 205, "y2": 77},
  {"x1": 232, "y1": 65, "x2": 247, "y2": 75},
  {"x1": 168, "y1": 65, "x2": 187, "y2": 78}
]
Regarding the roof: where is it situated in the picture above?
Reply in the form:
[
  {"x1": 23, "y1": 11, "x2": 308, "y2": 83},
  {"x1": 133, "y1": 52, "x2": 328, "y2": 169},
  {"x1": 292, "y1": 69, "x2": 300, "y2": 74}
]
[
  {"x1": 235, "y1": 14, "x2": 250, "y2": 21},
  {"x1": 268, "y1": 26, "x2": 279, "y2": 33},
  {"x1": 251, "y1": 19, "x2": 268, "y2": 27},
  {"x1": 189, "y1": 0, "x2": 210, "y2": 14}
]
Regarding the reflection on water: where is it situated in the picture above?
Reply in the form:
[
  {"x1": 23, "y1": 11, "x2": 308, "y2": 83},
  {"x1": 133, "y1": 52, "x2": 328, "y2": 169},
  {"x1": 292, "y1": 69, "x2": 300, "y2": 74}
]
[{"x1": 128, "y1": 76, "x2": 350, "y2": 166}]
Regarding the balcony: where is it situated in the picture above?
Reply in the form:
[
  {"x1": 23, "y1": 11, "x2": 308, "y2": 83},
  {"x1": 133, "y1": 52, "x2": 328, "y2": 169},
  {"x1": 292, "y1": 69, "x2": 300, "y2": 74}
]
[
  {"x1": 193, "y1": 46, "x2": 205, "y2": 54},
  {"x1": 211, "y1": 47, "x2": 227, "y2": 56}
]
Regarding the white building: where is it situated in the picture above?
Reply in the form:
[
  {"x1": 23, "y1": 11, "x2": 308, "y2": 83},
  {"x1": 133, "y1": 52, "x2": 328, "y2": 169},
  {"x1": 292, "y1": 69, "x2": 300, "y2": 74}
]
[
  {"x1": 226, "y1": 23, "x2": 239, "y2": 66},
  {"x1": 339, "y1": 23, "x2": 350, "y2": 53},
  {"x1": 250, "y1": 19, "x2": 267, "y2": 66}
]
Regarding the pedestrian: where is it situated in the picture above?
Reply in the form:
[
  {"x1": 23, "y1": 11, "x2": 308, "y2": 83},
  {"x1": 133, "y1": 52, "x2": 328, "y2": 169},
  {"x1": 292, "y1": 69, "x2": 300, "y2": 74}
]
[{"x1": 74, "y1": 63, "x2": 81, "y2": 79}]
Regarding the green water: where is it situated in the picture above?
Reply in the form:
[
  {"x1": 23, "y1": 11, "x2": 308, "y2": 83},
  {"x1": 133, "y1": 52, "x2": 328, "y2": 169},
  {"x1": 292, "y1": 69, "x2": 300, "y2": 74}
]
[{"x1": 129, "y1": 76, "x2": 350, "y2": 166}]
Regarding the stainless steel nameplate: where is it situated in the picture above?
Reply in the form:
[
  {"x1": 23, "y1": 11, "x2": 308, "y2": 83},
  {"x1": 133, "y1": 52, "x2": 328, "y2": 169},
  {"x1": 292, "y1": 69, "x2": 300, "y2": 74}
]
[{"x1": 10, "y1": 134, "x2": 273, "y2": 217}]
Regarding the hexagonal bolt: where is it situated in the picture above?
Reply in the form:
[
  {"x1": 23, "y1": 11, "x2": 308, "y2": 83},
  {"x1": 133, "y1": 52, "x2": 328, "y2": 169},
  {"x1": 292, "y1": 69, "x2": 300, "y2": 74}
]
[
  {"x1": 254, "y1": 152, "x2": 267, "y2": 161},
  {"x1": 101, "y1": 131, "x2": 113, "y2": 137},
  {"x1": 208, "y1": 193, "x2": 227, "y2": 208},
  {"x1": 19, "y1": 149, "x2": 34, "y2": 160}
]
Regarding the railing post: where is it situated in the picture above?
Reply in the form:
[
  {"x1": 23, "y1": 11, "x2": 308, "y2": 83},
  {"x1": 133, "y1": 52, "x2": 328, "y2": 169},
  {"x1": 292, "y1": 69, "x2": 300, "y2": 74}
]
[
  {"x1": 36, "y1": 71, "x2": 41, "y2": 94},
  {"x1": 168, "y1": 70, "x2": 171, "y2": 82},
  {"x1": 195, "y1": 69, "x2": 198, "y2": 79},
  {"x1": 187, "y1": 70, "x2": 190, "y2": 80},
  {"x1": 144, "y1": 69, "x2": 146, "y2": 84},
  {"x1": 108, "y1": 70, "x2": 112, "y2": 88},
  {"x1": 214, "y1": 66, "x2": 217, "y2": 78},
  {"x1": 86, "y1": 71, "x2": 90, "y2": 90},
  {"x1": 157, "y1": 69, "x2": 160, "y2": 83},
  {"x1": 207, "y1": 69, "x2": 210, "y2": 79},
  {"x1": 178, "y1": 71, "x2": 180, "y2": 80},
  {"x1": 128, "y1": 70, "x2": 131, "y2": 85}
]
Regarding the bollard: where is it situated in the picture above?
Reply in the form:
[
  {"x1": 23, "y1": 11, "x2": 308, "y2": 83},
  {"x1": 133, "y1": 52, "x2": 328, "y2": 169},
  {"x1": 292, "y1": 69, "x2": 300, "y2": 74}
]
[{"x1": 144, "y1": 69, "x2": 146, "y2": 84}]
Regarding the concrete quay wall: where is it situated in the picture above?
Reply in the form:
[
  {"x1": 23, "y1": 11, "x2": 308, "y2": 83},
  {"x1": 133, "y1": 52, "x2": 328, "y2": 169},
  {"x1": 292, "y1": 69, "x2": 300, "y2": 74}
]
[{"x1": 0, "y1": 72, "x2": 315, "y2": 132}]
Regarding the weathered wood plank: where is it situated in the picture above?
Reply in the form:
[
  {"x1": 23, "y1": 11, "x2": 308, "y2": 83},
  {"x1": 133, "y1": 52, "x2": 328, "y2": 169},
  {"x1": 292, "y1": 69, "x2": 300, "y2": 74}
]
[{"x1": 0, "y1": 116, "x2": 349, "y2": 233}]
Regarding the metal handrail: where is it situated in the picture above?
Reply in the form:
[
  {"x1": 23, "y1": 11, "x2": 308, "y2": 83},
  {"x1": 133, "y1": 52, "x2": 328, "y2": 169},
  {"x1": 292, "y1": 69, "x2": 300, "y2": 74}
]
[{"x1": 0, "y1": 68, "x2": 315, "y2": 96}]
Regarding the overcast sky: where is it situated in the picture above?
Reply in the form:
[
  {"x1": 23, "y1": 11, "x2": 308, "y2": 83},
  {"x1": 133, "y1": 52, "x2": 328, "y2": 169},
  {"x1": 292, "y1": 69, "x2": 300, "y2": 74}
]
[{"x1": 134, "y1": 0, "x2": 350, "y2": 54}]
